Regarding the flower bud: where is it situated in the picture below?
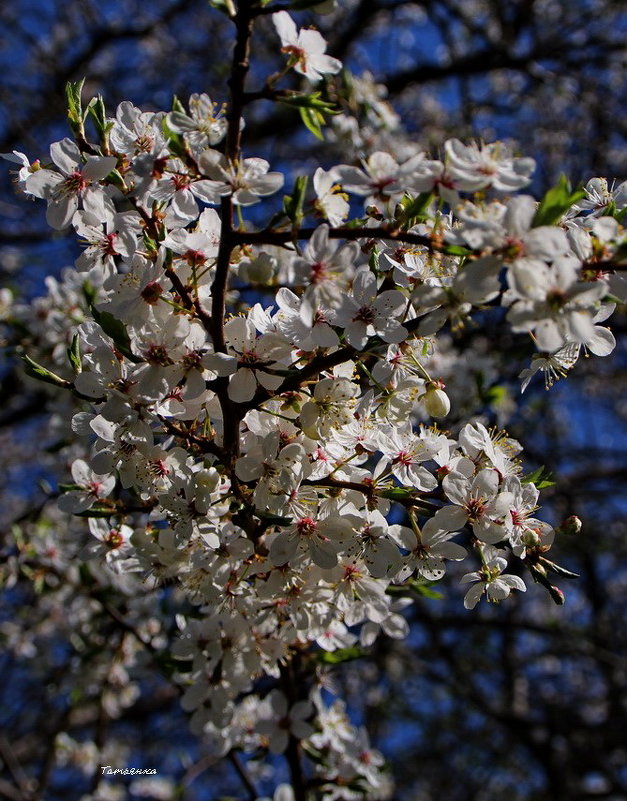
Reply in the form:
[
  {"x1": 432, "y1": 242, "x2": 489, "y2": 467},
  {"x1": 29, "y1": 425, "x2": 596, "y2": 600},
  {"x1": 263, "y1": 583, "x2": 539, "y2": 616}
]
[
  {"x1": 522, "y1": 529, "x2": 540, "y2": 548},
  {"x1": 423, "y1": 384, "x2": 450, "y2": 418},
  {"x1": 556, "y1": 515, "x2": 582, "y2": 536},
  {"x1": 548, "y1": 585, "x2": 565, "y2": 605}
]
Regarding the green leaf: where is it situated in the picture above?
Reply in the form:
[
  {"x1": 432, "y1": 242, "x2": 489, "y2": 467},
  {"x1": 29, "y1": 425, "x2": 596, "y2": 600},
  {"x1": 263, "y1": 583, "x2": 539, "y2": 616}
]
[
  {"x1": 317, "y1": 646, "x2": 364, "y2": 664},
  {"x1": 298, "y1": 106, "x2": 324, "y2": 140},
  {"x1": 279, "y1": 93, "x2": 337, "y2": 140},
  {"x1": 86, "y1": 95, "x2": 113, "y2": 148},
  {"x1": 161, "y1": 117, "x2": 187, "y2": 158},
  {"x1": 539, "y1": 557, "x2": 580, "y2": 579},
  {"x1": 67, "y1": 334, "x2": 82, "y2": 375},
  {"x1": 208, "y1": 0, "x2": 236, "y2": 16},
  {"x1": 90, "y1": 306, "x2": 142, "y2": 363},
  {"x1": 65, "y1": 79, "x2": 85, "y2": 133},
  {"x1": 255, "y1": 511, "x2": 294, "y2": 527},
  {"x1": 171, "y1": 95, "x2": 186, "y2": 114},
  {"x1": 532, "y1": 174, "x2": 586, "y2": 227},
  {"x1": 408, "y1": 580, "x2": 444, "y2": 599},
  {"x1": 292, "y1": 0, "x2": 332, "y2": 8},
  {"x1": 483, "y1": 384, "x2": 509, "y2": 406},
  {"x1": 380, "y1": 487, "x2": 415, "y2": 501},
  {"x1": 82, "y1": 281, "x2": 98, "y2": 307},
  {"x1": 283, "y1": 175, "x2": 309, "y2": 227},
  {"x1": 442, "y1": 244, "x2": 473, "y2": 256},
  {"x1": 279, "y1": 92, "x2": 336, "y2": 111},
  {"x1": 397, "y1": 192, "x2": 433, "y2": 228},
  {"x1": 58, "y1": 483, "x2": 82, "y2": 493},
  {"x1": 22, "y1": 355, "x2": 72, "y2": 389},
  {"x1": 521, "y1": 465, "x2": 555, "y2": 489},
  {"x1": 75, "y1": 506, "x2": 115, "y2": 518}
]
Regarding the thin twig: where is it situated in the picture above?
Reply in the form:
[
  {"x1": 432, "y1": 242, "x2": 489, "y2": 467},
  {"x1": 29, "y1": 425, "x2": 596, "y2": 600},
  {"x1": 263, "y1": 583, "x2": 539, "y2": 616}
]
[{"x1": 227, "y1": 751, "x2": 258, "y2": 801}]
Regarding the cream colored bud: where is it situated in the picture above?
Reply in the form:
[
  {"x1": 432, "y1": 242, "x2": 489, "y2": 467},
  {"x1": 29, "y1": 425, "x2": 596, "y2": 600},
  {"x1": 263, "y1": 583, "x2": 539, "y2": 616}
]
[
  {"x1": 423, "y1": 386, "x2": 450, "y2": 418},
  {"x1": 522, "y1": 529, "x2": 540, "y2": 548},
  {"x1": 556, "y1": 515, "x2": 583, "y2": 536}
]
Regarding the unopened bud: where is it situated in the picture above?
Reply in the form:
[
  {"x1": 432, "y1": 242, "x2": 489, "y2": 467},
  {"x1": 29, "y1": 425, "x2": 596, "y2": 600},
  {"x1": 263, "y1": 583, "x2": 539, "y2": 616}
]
[
  {"x1": 423, "y1": 384, "x2": 450, "y2": 418},
  {"x1": 522, "y1": 529, "x2": 540, "y2": 548},
  {"x1": 556, "y1": 515, "x2": 582, "y2": 536},
  {"x1": 548, "y1": 585, "x2": 565, "y2": 605}
]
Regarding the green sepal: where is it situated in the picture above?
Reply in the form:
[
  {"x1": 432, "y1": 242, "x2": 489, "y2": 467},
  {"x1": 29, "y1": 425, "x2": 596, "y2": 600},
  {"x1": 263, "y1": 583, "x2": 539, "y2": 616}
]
[
  {"x1": 532, "y1": 174, "x2": 586, "y2": 227},
  {"x1": 344, "y1": 216, "x2": 370, "y2": 229},
  {"x1": 22, "y1": 355, "x2": 72, "y2": 388}
]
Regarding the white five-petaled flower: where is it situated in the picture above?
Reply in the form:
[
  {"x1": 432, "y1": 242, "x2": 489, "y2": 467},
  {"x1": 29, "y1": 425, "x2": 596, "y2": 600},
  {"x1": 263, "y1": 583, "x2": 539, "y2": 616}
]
[
  {"x1": 167, "y1": 93, "x2": 227, "y2": 149},
  {"x1": 57, "y1": 459, "x2": 116, "y2": 514},
  {"x1": 313, "y1": 167, "x2": 349, "y2": 226},
  {"x1": 256, "y1": 690, "x2": 314, "y2": 754},
  {"x1": 435, "y1": 468, "x2": 513, "y2": 544},
  {"x1": 444, "y1": 138, "x2": 536, "y2": 192},
  {"x1": 272, "y1": 12, "x2": 342, "y2": 81},
  {"x1": 461, "y1": 545, "x2": 526, "y2": 609},
  {"x1": 199, "y1": 150, "x2": 284, "y2": 206},
  {"x1": 224, "y1": 315, "x2": 291, "y2": 402},
  {"x1": 25, "y1": 138, "x2": 117, "y2": 229},
  {"x1": 333, "y1": 269, "x2": 407, "y2": 349}
]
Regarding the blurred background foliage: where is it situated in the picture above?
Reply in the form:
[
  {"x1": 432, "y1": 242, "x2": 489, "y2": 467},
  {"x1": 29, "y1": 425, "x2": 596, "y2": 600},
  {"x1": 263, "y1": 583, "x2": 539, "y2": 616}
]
[{"x1": 0, "y1": 1, "x2": 626, "y2": 799}]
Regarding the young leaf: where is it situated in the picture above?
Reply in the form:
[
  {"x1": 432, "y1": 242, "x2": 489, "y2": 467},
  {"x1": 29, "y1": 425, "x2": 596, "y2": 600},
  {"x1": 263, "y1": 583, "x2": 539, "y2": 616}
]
[
  {"x1": 298, "y1": 106, "x2": 324, "y2": 140},
  {"x1": 90, "y1": 306, "x2": 142, "y2": 363},
  {"x1": 396, "y1": 192, "x2": 433, "y2": 228},
  {"x1": 67, "y1": 333, "x2": 82, "y2": 375},
  {"x1": 22, "y1": 355, "x2": 72, "y2": 389},
  {"x1": 317, "y1": 646, "x2": 363, "y2": 664},
  {"x1": 532, "y1": 174, "x2": 586, "y2": 227}
]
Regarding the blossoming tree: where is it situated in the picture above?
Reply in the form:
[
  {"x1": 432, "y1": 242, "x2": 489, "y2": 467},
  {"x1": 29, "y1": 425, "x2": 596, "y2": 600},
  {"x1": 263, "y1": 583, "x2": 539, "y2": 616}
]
[{"x1": 1, "y1": 0, "x2": 626, "y2": 798}]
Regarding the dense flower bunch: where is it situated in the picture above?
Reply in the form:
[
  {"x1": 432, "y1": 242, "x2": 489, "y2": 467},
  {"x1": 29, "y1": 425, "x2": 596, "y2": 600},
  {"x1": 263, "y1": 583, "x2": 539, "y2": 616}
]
[{"x1": 3, "y1": 4, "x2": 626, "y2": 798}]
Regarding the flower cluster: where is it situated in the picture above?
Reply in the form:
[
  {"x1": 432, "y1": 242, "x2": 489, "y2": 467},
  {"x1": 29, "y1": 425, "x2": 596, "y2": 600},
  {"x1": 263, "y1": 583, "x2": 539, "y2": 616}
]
[{"x1": 3, "y1": 8, "x2": 625, "y2": 799}]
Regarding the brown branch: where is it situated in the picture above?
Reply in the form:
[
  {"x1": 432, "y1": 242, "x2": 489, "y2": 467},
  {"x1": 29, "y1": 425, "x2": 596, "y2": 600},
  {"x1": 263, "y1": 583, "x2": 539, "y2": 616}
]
[
  {"x1": 234, "y1": 225, "x2": 441, "y2": 250},
  {"x1": 227, "y1": 751, "x2": 258, "y2": 801}
]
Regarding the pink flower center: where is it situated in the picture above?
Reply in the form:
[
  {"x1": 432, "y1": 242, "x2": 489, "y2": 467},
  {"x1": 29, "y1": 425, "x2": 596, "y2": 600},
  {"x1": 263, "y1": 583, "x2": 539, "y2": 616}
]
[
  {"x1": 62, "y1": 170, "x2": 88, "y2": 195},
  {"x1": 297, "y1": 517, "x2": 318, "y2": 537}
]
